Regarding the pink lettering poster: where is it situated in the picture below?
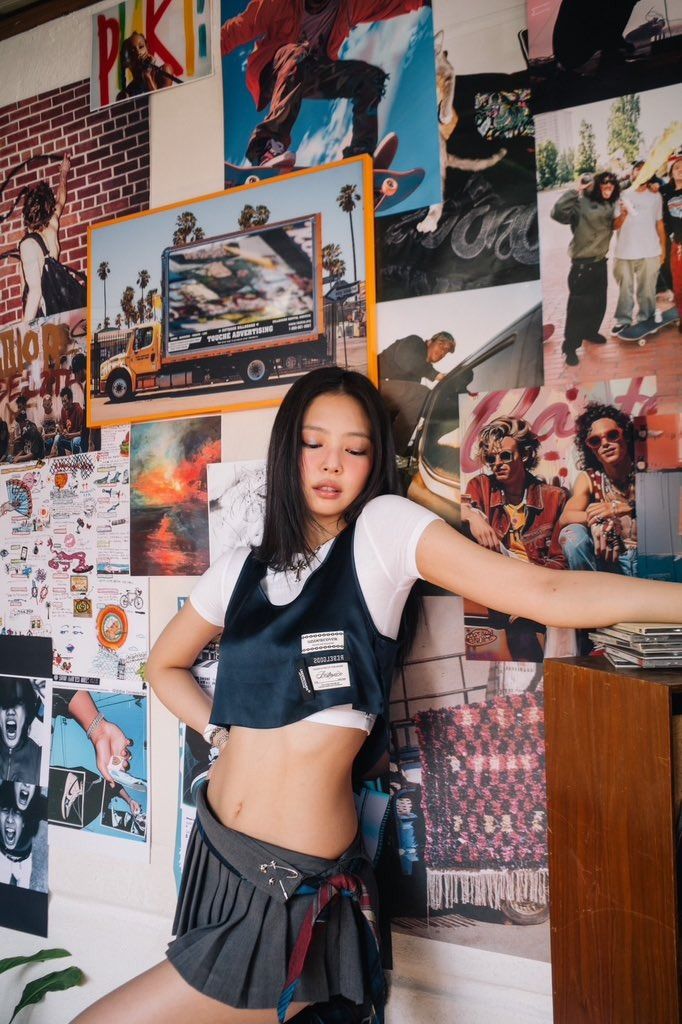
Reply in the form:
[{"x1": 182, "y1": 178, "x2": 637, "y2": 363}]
[{"x1": 91, "y1": 0, "x2": 213, "y2": 111}]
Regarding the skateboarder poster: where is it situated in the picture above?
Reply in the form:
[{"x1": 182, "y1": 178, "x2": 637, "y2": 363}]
[
  {"x1": 527, "y1": 0, "x2": 682, "y2": 113},
  {"x1": 91, "y1": 0, "x2": 213, "y2": 110},
  {"x1": 220, "y1": 0, "x2": 442, "y2": 216},
  {"x1": 88, "y1": 157, "x2": 376, "y2": 427},
  {"x1": 535, "y1": 83, "x2": 682, "y2": 388},
  {"x1": 375, "y1": 0, "x2": 540, "y2": 301}
]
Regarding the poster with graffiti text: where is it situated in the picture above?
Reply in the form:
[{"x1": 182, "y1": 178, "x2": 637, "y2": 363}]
[
  {"x1": 49, "y1": 685, "x2": 149, "y2": 859},
  {"x1": 130, "y1": 415, "x2": 221, "y2": 576},
  {"x1": 376, "y1": 71, "x2": 538, "y2": 301},
  {"x1": 91, "y1": 0, "x2": 213, "y2": 111}
]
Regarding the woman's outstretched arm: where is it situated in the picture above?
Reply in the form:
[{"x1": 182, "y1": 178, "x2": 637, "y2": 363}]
[
  {"x1": 146, "y1": 601, "x2": 222, "y2": 732},
  {"x1": 416, "y1": 519, "x2": 681, "y2": 629}
]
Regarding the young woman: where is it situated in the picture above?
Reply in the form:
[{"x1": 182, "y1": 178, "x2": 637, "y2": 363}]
[
  {"x1": 72, "y1": 367, "x2": 682, "y2": 1024},
  {"x1": 661, "y1": 155, "x2": 682, "y2": 328}
]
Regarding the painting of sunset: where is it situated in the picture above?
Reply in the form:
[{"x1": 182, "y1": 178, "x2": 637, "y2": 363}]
[{"x1": 130, "y1": 417, "x2": 221, "y2": 576}]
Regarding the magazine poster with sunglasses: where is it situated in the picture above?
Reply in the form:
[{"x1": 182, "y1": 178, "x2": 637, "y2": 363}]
[
  {"x1": 0, "y1": 637, "x2": 52, "y2": 936},
  {"x1": 88, "y1": 158, "x2": 375, "y2": 427},
  {"x1": 220, "y1": 0, "x2": 441, "y2": 217},
  {"x1": 49, "y1": 685, "x2": 149, "y2": 860},
  {"x1": 527, "y1": 0, "x2": 682, "y2": 114},
  {"x1": 536, "y1": 83, "x2": 682, "y2": 388},
  {"x1": 458, "y1": 376, "x2": 658, "y2": 662},
  {"x1": 376, "y1": 281, "x2": 544, "y2": 523},
  {"x1": 376, "y1": 0, "x2": 539, "y2": 301},
  {"x1": 90, "y1": 0, "x2": 213, "y2": 111}
]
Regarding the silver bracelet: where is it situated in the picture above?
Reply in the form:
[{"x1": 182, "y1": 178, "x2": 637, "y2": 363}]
[
  {"x1": 86, "y1": 711, "x2": 105, "y2": 740},
  {"x1": 202, "y1": 723, "x2": 230, "y2": 749}
]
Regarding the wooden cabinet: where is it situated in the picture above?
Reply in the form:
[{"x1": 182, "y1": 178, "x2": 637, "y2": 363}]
[{"x1": 545, "y1": 657, "x2": 682, "y2": 1024}]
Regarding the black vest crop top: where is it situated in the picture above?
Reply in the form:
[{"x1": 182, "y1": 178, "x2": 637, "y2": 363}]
[{"x1": 210, "y1": 524, "x2": 401, "y2": 772}]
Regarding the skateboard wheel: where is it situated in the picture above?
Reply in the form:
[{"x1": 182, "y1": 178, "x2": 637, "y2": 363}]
[
  {"x1": 245, "y1": 174, "x2": 260, "y2": 184},
  {"x1": 638, "y1": 338, "x2": 646, "y2": 347},
  {"x1": 381, "y1": 176, "x2": 398, "y2": 197}
]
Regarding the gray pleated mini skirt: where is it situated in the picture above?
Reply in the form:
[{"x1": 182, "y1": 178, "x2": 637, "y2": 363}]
[{"x1": 167, "y1": 783, "x2": 379, "y2": 1011}]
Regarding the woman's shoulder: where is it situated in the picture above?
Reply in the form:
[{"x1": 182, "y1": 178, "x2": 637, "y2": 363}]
[{"x1": 357, "y1": 494, "x2": 441, "y2": 541}]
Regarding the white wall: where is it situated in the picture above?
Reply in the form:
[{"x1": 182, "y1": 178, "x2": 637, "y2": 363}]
[{"x1": 0, "y1": 7, "x2": 552, "y2": 1021}]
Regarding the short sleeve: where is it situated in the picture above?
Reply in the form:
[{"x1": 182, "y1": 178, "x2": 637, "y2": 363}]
[
  {"x1": 354, "y1": 495, "x2": 441, "y2": 638},
  {"x1": 188, "y1": 547, "x2": 250, "y2": 626}
]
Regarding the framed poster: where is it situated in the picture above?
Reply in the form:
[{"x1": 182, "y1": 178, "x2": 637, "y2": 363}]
[{"x1": 88, "y1": 156, "x2": 376, "y2": 427}]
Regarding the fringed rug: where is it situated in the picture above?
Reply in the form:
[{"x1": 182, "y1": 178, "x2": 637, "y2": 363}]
[{"x1": 414, "y1": 692, "x2": 548, "y2": 910}]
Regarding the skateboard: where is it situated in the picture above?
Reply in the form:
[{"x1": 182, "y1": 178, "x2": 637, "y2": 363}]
[
  {"x1": 617, "y1": 307, "x2": 680, "y2": 345},
  {"x1": 223, "y1": 132, "x2": 424, "y2": 212},
  {"x1": 223, "y1": 161, "x2": 424, "y2": 213}
]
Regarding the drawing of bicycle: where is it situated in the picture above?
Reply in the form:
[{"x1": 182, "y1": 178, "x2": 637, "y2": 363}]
[{"x1": 120, "y1": 587, "x2": 144, "y2": 611}]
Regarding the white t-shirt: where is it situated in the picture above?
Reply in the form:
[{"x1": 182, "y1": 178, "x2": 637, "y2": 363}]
[
  {"x1": 615, "y1": 188, "x2": 663, "y2": 260},
  {"x1": 190, "y1": 495, "x2": 440, "y2": 731}
]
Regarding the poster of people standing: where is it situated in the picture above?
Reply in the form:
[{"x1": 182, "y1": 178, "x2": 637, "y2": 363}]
[
  {"x1": 220, "y1": 0, "x2": 442, "y2": 215},
  {"x1": 0, "y1": 80, "x2": 150, "y2": 327},
  {"x1": 0, "y1": 635, "x2": 51, "y2": 937},
  {"x1": 91, "y1": 0, "x2": 213, "y2": 110},
  {"x1": 535, "y1": 83, "x2": 682, "y2": 385}
]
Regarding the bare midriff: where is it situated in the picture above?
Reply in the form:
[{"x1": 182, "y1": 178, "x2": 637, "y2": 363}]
[{"x1": 206, "y1": 720, "x2": 368, "y2": 859}]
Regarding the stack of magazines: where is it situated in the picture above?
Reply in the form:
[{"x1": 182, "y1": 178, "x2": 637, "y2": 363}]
[{"x1": 590, "y1": 623, "x2": 682, "y2": 669}]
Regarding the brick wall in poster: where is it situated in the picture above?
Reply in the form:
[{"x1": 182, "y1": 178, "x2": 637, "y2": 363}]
[{"x1": 0, "y1": 78, "x2": 149, "y2": 324}]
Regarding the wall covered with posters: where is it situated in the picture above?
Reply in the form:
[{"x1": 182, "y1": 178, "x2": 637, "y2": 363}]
[{"x1": 1, "y1": 0, "x2": 681, "y2": 1020}]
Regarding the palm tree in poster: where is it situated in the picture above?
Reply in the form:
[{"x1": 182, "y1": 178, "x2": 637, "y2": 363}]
[
  {"x1": 121, "y1": 286, "x2": 136, "y2": 327},
  {"x1": 97, "y1": 261, "x2": 110, "y2": 327},
  {"x1": 172, "y1": 211, "x2": 205, "y2": 246},
  {"x1": 238, "y1": 204, "x2": 271, "y2": 230},
  {"x1": 322, "y1": 243, "x2": 346, "y2": 281},
  {"x1": 336, "y1": 184, "x2": 360, "y2": 282},
  {"x1": 137, "y1": 269, "x2": 150, "y2": 312}
]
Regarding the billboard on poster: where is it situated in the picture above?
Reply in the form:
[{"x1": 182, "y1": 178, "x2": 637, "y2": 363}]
[
  {"x1": 88, "y1": 157, "x2": 375, "y2": 427},
  {"x1": 220, "y1": 0, "x2": 442, "y2": 217},
  {"x1": 91, "y1": 0, "x2": 213, "y2": 110},
  {"x1": 163, "y1": 216, "x2": 322, "y2": 356}
]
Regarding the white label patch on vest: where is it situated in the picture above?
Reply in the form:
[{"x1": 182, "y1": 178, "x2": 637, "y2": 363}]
[
  {"x1": 308, "y1": 662, "x2": 351, "y2": 690},
  {"x1": 301, "y1": 631, "x2": 344, "y2": 654}
]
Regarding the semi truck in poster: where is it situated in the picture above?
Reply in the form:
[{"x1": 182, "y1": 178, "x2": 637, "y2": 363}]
[{"x1": 93, "y1": 215, "x2": 329, "y2": 403}]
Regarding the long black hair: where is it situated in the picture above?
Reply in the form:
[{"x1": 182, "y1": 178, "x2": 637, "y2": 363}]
[{"x1": 255, "y1": 366, "x2": 421, "y2": 658}]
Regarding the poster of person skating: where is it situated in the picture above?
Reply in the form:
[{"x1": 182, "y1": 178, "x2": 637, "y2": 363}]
[{"x1": 220, "y1": 0, "x2": 442, "y2": 215}]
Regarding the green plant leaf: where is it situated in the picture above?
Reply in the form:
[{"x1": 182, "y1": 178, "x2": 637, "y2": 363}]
[
  {"x1": 0, "y1": 949, "x2": 70, "y2": 976},
  {"x1": 9, "y1": 966, "x2": 84, "y2": 1023}
]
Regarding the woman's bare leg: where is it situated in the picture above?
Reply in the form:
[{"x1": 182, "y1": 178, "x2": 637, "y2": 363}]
[{"x1": 70, "y1": 959, "x2": 310, "y2": 1024}]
